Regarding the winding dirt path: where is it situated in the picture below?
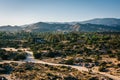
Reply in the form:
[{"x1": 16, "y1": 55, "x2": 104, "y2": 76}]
[{"x1": 1, "y1": 48, "x2": 120, "y2": 80}]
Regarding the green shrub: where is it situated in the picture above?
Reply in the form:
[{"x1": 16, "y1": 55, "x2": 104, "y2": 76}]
[
  {"x1": 65, "y1": 59, "x2": 74, "y2": 65},
  {"x1": 98, "y1": 66, "x2": 107, "y2": 72},
  {"x1": 33, "y1": 52, "x2": 41, "y2": 59},
  {"x1": 13, "y1": 53, "x2": 27, "y2": 61}
]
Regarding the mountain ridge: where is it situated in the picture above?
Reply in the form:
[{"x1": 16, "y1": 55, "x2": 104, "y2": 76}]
[
  {"x1": 80, "y1": 18, "x2": 120, "y2": 26},
  {"x1": 0, "y1": 18, "x2": 120, "y2": 32}
]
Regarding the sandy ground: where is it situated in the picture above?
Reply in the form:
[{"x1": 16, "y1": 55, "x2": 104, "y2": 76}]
[{"x1": 0, "y1": 47, "x2": 120, "y2": 80}]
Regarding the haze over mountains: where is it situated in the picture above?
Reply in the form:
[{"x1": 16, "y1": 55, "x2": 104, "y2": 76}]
[
  {"x1": 81, "y1": 18, "x2": 120, "y2": 26},
  {"x1": 0, "y1": 18, "x2": 120, "y2": 32}
]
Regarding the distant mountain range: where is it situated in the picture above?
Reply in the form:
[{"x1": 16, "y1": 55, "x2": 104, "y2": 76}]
[
  {"x1": 81, "y1": 18, "x2": 120, "y2": 26},
  {"x1": 0, "y1": 18, "x2": 120, "y2": 32},
  {"x1": 0, "y1": 25, "x2": 22, "y2": 32}
]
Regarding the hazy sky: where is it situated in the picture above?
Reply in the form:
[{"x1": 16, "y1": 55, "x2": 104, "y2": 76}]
[{"x1": 0, "y1": 0, "x2": 120, "y2": 26}]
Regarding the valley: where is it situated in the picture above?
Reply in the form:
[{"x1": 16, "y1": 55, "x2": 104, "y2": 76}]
[{"x1": 0, "y1": 32, "x2": 120, "y2": 80}]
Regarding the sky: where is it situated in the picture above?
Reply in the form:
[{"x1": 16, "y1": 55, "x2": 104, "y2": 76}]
[{"x1": 0, "y1": 0, "x2": 120, "y2": 26}]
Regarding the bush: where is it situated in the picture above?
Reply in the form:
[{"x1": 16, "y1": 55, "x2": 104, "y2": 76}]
[
  {"x1": 1, "y1": 54, "x2": 9, "y2": 60},
  {"x1": 13, "y1": 53, "x2": 27, "y2": 61},
  {"x1": 65, "y1": 58, "x2": 74, "y2": 65},
  {"x1": 84, "y1": 59, "x2": 93, "y2": 63},
  {"x1": 64, "y1": 76, "x2": 78, "y2": 80},
  {"x1": 89, "y1": 77, "x2": 99, "y2": 80},
  {"x1": 98, "y1": 66, "x2": 107, "y2": 72},
  {"x1": 45, "y1": 51, "x2": 61, "y2": 58},
  {"x1": 33, "y1": 52, "x2": 41, "y2": 59},
  {"x1": 109, "y1": 54, "x2": 116, "y2": 58},
  {"x1": 116, "y1": 52, "x2": 120, "y2": 61},
  {"x1": 117, "y1": 63, "x2": 120, "y2": 67},
  {"x1": 0, "y1": 63, "x2": 12, "y2": 74}
]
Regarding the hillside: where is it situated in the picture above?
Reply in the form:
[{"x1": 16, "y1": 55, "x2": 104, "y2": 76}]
[
  {"x1": 0, "y1": 25, "x2": 22, "y2": 32},
  {"x1": 0, "y1": 18, "x2": 120, "y2": 32},
  {"x1": 81, "y1": 18, "x2": 120, "y2": 26},
  {"x1": 24, "y1": 22, "x2": 74, "y2": 32}
]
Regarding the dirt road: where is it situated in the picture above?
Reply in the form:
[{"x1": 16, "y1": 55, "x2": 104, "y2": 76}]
[{"x1": 1, "y1": 48, "x2": 120, "y2": 80}]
